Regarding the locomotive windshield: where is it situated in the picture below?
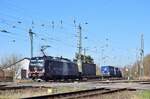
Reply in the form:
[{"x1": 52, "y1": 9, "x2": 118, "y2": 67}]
[
  {"x1": 29, "y1": 57, "x2": 44, "y2": 67},
  {"x1": 28, "y1": 57, "x2": 45, "y2": 79}
]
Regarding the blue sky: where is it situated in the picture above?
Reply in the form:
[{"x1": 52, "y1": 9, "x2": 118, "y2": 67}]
[{"x1": 0, "y1": 0, "x2": 150, "y2": 66}]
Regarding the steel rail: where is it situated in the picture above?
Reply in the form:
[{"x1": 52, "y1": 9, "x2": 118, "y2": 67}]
[{"x1": 22, "y1": 88, "x2": 136, "y2": 99}]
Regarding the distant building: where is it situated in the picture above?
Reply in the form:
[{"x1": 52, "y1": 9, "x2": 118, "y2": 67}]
[
  {"x1": 15, "y1": 58, "x2": 30, "y2": 79},
  {"x1": 6, "y1": 58, "x2": 30, "y2": 79}
]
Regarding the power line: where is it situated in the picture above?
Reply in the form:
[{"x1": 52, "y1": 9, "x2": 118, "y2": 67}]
[
  {"x1": 0, "y1": 13, "x2": 77, "y2": 42},
  {"x1": 0, "y1": 13, "x2": 82, "y2": 57},
  {"x1": 0, "y1": 0, "x2": 34, "y2": 22},
  {"x1": 0, "y1": 28, "x2": 28, "y2": 42}
]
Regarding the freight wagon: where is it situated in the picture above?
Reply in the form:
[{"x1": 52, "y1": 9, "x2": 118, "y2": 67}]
[{"x1": 82, "y1": 63, "x2": 96, "y2": 78}]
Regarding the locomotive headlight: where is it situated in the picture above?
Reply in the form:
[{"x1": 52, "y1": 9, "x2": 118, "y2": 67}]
[
  {"x1": 38, "y1": 69, "x2": 45, "y2": 76},
  {"x1": 28, "y1": 72, "x2": 31, "y2": 77},
  {"x1": 42, "y1": 69, "x2": 45, "y2": 73},
  {"x1": 34, "y1": 67, "x2": 38, "y2": 72}
]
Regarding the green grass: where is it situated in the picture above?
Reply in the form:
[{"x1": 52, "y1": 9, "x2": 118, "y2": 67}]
[{"x1": 138, "y1": 90, "x2": 150, "y2": 99}]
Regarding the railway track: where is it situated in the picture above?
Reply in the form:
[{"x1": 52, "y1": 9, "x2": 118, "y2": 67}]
[
  {"x1": 0, "y1": 85, "x2": 50, "y2": 90},
  {"x1": 85, "y1": 79, "x2": 150, "y2": 84},
  {"x1": 22, "y1": 88, "x2": 136, "y2": 99}
]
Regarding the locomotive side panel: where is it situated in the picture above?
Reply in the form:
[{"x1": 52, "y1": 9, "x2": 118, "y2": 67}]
[
  {"x1": 67, "y1": 63, "x2": 79, "y2": 76},
  {"x1": 44, "y1": 60, "x2": 79, "y2": 80}
]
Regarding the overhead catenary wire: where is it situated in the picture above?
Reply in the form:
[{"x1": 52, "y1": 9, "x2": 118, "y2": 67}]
[
  {"x1": 0, "y1": 0, "x2": 86, "y2": 41},
  {"x1": 0, "y1": 0, "x2": 34, "y2": 22},
  {"x1": 0, "y1": 9, "x2": 77, "y2": 42},
  {"x1": 0, "y1": 18, "x2": 76, "y2": 50},
  {"x1": 0, "y1": 1, "x2": 87, "y2": 57}
]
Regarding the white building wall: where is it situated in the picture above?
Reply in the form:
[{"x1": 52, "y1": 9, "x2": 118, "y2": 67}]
[{"x1": 15, "y1": 59, "x2": 30, "y2": 79}]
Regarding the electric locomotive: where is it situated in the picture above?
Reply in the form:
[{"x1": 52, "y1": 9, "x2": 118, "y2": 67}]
[{"x1": 28, "y1": 56, "x2": 79, "y2": 81}]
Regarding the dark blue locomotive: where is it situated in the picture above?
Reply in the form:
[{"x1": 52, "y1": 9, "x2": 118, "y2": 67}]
[
  {"x1": 28, "y1": 56, "x2": 46, "y2": 79},
  {"x1": 44, "y1": 57, "x2": 79, "y2": 80},
  {"x1": 101, "y1": 66, "x2": 122, "y2": 78},
  {"x1": 28, "y1": 56, "x2": 96, "y2": 81}
]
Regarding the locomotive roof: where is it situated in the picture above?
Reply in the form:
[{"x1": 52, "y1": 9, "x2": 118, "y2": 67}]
[
  {"x1": 52, "y1": 57, "x2": 73, "y2": 63},
  {"x1": 30, "y1": 56, "x2": 74, "y2": 63}
]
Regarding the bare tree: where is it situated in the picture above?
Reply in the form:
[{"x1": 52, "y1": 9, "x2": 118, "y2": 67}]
[
  {"x1": 129, "y1": 54, "x2": 150, "y2": 79},
  {"x1": 143, "y1": 54, "x2": 150, "y2": 77},
  {"x1": 0, "y1": 54, "x2": 22, "y2": 78}
]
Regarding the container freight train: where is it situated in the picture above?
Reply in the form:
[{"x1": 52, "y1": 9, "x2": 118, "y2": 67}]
[
  {"x1": 28, "y1": 56, "x2": 96, "y2": 81},
  {"x1": 101, "y1": 66, "x2": 122, "y2": 78}
]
